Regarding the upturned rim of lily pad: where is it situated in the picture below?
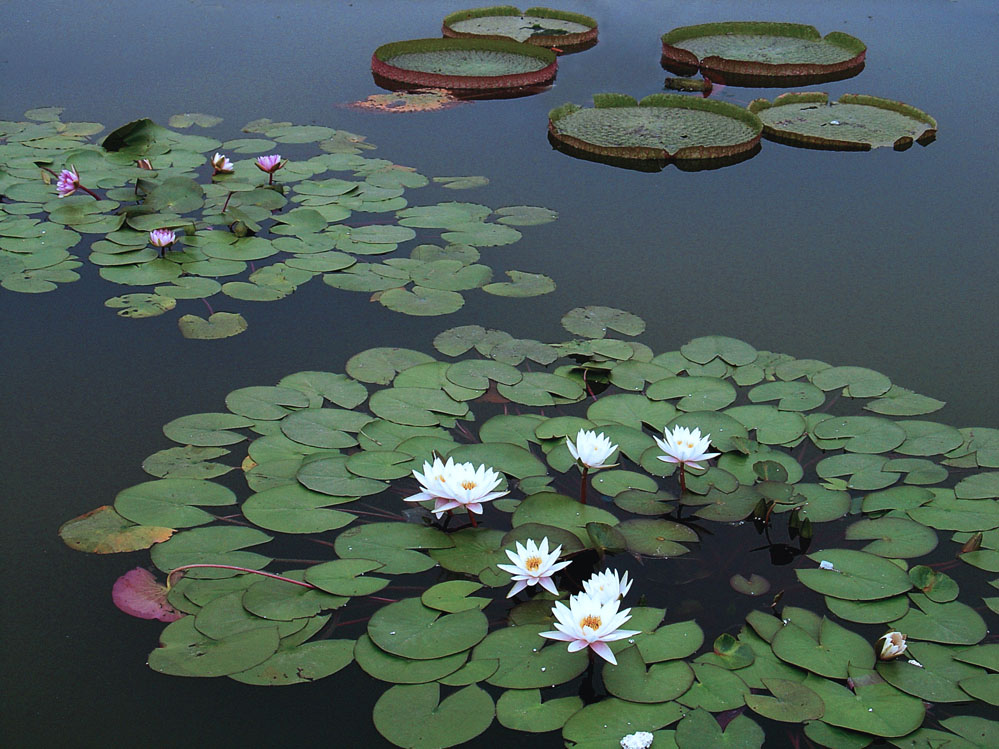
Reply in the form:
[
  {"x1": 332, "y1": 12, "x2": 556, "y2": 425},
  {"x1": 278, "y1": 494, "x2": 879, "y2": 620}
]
[
  {"x1": 747, "y1": 92, "x2": 938, "y2": 151},
  {"x1": 371, "y1": 37, "x2": 557, "y2": 91},
  {"x1": 660, "y1": 21, "x2": 866, "y2": 86},
  {"x1": 442, "y1": 6, "x2": 598, "y2": 51},
  {"x1": 547, "y1": 93, "x2": 763, "y2": 165}
]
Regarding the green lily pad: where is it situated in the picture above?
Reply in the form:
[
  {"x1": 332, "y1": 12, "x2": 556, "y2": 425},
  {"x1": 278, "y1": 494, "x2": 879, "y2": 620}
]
[
  {"x1": 304, "y1": 559, "x2": 388, "y2": 597},
  {"x1": 482, "y1": 270, "x2": 555, "y2": 297},
  {"x1": 603, "y1": 645, "x2": 695, "y2": 703},
  {"x1": 648, "y1": 376, "x2": 737, "y2": 412},
  {"x1": 368, "y1": 598, "x2": 488, "y2": 660},
  {"x1": 372, "y1": 684, "x2": 494, "y2": 749},
  {"x1": 844, "y1": 517, "x2": 938, "y2": 558},
  {"x1": 804, "y1": 669, "x2": 924, "y2": 737},
  {"x1": 345, "y1": 347, "x2": 435, "y2": 385},
  {"x1": 230, "y1": 639, "x2": 354, "y2": 685},
  {"x1": 892, "y1": 594, "x2": 987, "y2": 645},
  {"x1": 675, "y1": 709, "x2": 764, "y2": 749},
  {"x1": 334, "y1": 522, "x2": 453, "y2": 574},
  {"x1": 178, "y1": 312, "x2": 248, "y2": 339},
  {"x1": 149, "y1": 615, "x2": 279, "y2": 678},
  {"x1": 745, "y1": 678, "x2": 825, "y2": 723},
  {"x1": 561, "y1": 305, "x2": 646, "y2": 338},
  {"x1": 242, "y1": 484, "x2": 355, "y2": 533},
  {"x1": 474, "y1": 624, "x2": 588, "y2": 689},
  {"x1": 114, "y1": 478, "x2": 236, "y2": 528},
  {"x1": 495, "y1": 689, "x2": 582, "y2": 733},
  {"x1": 771, "y1": 616, "x2": 875, "y2": 678},
  {"x1": 750, "y1": 93, "x2": 936, "y2": 150},
  {"x1": 354, "y1": 633, "x2": 467, "y2": 684},
  {"x1": 637, "y1": 621, "x2": 705, "y2": 664},
  {"x1": 562, "y1": 698, "x2": 683, "y2": 746},
  {"x1": 796, "y1": 549, "x2": 913, "y2": 600}
]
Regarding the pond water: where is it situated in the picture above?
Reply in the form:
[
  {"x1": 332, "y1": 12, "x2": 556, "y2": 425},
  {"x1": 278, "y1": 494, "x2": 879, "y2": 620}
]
[{"x1": 2, "y1": 0, "x2": 997, "y2": 746}]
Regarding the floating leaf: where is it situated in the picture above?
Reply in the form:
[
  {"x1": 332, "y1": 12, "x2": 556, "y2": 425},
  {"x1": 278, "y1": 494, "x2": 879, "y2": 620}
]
[
  {"x1": 178, "y1": 312, "x2": 248, "y2": 339},
  {"x1": 495, "y1": 689, "x2": 582, "y2": 733},
  {"x1": 59, "y1": 505, "x2": 174, "y2": 553},
  {"x1": 111, "y1": 567, "x2": 184, "y2": 622},
  {"x1": 372, "y1": 683, "x2": 494, "y2": 749},
  {"x1": 796, "y1": 549, "x2": 913, "y2": 600}
]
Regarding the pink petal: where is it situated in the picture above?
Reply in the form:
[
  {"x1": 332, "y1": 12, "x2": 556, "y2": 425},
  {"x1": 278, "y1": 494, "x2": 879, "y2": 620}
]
[
  {"x1": 112, "y1": 567, "x2": 183, "y2": 622},
  {"x1": 566, "y1": 639, "x2": 589, "y2": 653},
  {"x1": 539, "y1": 630, "x2": 574, "y2": 642},
  {"x1": 506, "y1": 580, "x2": 528, "y2": 598},
  {"x1": 539, "y1": 576, "x2": 560, "y2": 596}
]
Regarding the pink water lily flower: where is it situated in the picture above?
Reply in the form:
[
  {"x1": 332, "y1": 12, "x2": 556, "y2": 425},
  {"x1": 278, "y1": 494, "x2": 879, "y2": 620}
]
[
  {"x1": 496, "y1": 537, "x2": 571, "y2": 597},
  {"x1": 211, "y1": 152, "x2": 234, "y2": 174},
  {"x1": 255, "y1": 154, "x2": 284, "y2": 173},
  {"x1": 56, "y1": 166, "x2": 80, "y2": 197},
  {"x1": 149, "y1": 229, "x2": 176, "y2": 255},
  {"x1": 540, "y1": 592, "x2": 641, "y2": 665}
]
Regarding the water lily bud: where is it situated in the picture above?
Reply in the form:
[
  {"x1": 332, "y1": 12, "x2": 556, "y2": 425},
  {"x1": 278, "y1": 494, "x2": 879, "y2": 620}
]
[
  {"x1": 136, "y1": 159, "x2": 154, "y2": 170},
  {"x1": 878, "y1": 631, "x2": 907, "y2": 660}
]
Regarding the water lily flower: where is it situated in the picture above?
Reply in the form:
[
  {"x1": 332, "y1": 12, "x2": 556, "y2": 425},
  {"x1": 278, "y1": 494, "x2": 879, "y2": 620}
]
[
  {"x1": 255, "y1": 154, "x2": 285, "y2": 184},
  {"x1": 432, "y1": 461, "x2": 508, "y2": 520},
  {"x1": 567, "y1": 429, "x2": 618, "y2": 470},
  {"x1": 496, "y1": 537, "x2": 571, "y2": 597},
  {"x1": 403, "y1": 456, "x2": 458, "y2": 518},
  {"x1": 582, "y1": 569, "x2": 632, "y2": 605},
  {"x1": 149, "y1": 229, "x2": 176, "y2": 255},
  {"x1": 540, "y1": 592, "x2": 641, "y2": 665},
  {"x1": 878, "y1": 631, "x2": 907, "y2": 660},
  {"x1": 620, "y1": 732, "x2": 655, "y2": 749},
  {"x1": 211, "y1": 152, "x2": 234, "y2": 174},
  {"x1": 655, "y1": 425, "x2": 719, "y2": 470},
  {"x1": 56, "y1": 166, "x2": 80, "y2": 197}
]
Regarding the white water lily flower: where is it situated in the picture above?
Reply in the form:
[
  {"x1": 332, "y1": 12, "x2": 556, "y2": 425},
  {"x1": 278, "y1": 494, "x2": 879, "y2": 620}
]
[
  {"x1": 655, "y1": 425, "x2": 720, "y2": 470},
  {"x1": 403, "y1": 456, "x2": 458, "y2": 518},
  {"x1": 433, "y1": 461, "x2": 508, "y2": 517},
  {"x1": 878, "y1": 631, "x2": 907, "y2": 660},
  {"x1": 211, "y1": 152, "x2": 234, "y2": 174},
  {"x1": 582, "y1": 569, "x2": 632, "y2": 605},
  {"x1": 540, "y1": 592, "x2": 641, "y2": 665},
  {"x1": 566, "y1": 429, "x2": 618, "y2": 469},
  {"x1": 621, "y1": 732, "x2": 655, "y2": 749},
  {"x1": 496, "y1": 537, "x2": 570, "y2": 597}
]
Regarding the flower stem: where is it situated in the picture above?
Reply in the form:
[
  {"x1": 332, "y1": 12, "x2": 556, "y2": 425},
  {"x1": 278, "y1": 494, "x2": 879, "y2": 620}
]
[
  {"x1": 467, "y1": 508, "x2": 478, "y2": 528},
  {"x1": 222, "y1": 191, "x2": 234, "y2": 213},
  {"x1": 166, "y1": 564, "x2": 319, "y2": 591},
  {"x1": 580, "y1": 465, "x2": 589, "y2": 504},
  {"x1": 678, "y1": 464, "x2": 687, "y2": 496}
]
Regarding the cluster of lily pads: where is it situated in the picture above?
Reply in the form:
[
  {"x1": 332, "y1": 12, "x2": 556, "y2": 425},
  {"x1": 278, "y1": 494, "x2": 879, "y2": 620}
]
[
  {"x1": 0, "y1": 108, "x2": 557, "y2": 335},
  {"x1": 61, "y1": 306, "x2": 998, "y2": 748}
]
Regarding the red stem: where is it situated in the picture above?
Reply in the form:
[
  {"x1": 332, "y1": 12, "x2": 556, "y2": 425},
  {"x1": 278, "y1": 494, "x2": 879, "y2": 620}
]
[{"x1": 167, "y1": 564, "x2": 318, "y2": 590}]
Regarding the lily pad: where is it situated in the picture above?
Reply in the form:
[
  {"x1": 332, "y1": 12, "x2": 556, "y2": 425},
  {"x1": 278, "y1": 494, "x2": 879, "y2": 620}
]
[
  {"x1": 372, "y1": 683, "x2": 494, "y2": 749},
  {"x1": 549, "y1": 94, "x2": 762, "y2": 163},
  {"x1": 749, "y1": 93, "x2": 937, "y2": 151}
]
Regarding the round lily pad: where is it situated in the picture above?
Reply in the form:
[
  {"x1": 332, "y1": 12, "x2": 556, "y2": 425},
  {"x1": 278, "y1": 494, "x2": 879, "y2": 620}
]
[
  {"x1": 372, "y1": 683, "x2": 494, "y2": 749},
  {"x1": 443, "y1": 7, "x2": 597, "y2": 48},
  {"x1": 372, "y1": 38, "x2": 557, "y2": 90},
  {"x1": 796, "y1": 549, "x2": 913, "y2": 600},
  {"x1": 749, "y1": 93, "x2": 937, "y2": 151},
  {"x1": 661, "y1": 22, "x2": 866, "y2": 83},
  {"x1": 369, "y1": 598, "x2": 488, "y2": 660},
  {"x1": 549, "y1": 93, "x2": 762, "y2": 163}
]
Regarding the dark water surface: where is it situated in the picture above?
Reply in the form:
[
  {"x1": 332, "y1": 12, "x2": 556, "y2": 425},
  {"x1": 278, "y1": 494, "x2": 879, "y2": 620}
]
[{"x1": 2, "y1": 1, "x2": 997, "y2": 746}]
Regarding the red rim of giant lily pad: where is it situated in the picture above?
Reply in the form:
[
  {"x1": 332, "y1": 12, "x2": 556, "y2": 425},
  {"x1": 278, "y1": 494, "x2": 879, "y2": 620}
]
[
  {"x1": 442, "y1": 6, "x2": 598, "y2": 50},
  {"x1": 547, "y1": 93, "x2": 763, "y2": 166},
  {"x1": 371, "y1": 37, "x2": 557, "y2": 91},
  {"x1": 661, "y1": 21, "x2": 866, "y2": 86}
]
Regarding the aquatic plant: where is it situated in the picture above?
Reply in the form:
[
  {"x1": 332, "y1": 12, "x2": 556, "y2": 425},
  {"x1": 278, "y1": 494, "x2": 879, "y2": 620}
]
[
  {"x1": 661, "y1": 22, "x2": 866, "y2": 86},
  {"x1": 0, "y1": 109, "x2": 556, "y2": 329},
  {"x1": 60, "y1": 306, "x2": 999, "y2": 747},
  {"x1": 442, "y1": 6, "x2": 598, "y2": 50}
]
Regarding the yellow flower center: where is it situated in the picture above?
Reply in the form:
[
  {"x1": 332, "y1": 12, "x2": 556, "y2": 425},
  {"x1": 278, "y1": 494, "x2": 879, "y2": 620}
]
[
  {"x1": 580, "y1": 614, "x2": 602, "y2": 631},
  {"x1": 525, "y1": 555, "x2": 542, "y2": 572},
  {"x1": 461, "y1": 480, "x2": 477, "y2": 490}
]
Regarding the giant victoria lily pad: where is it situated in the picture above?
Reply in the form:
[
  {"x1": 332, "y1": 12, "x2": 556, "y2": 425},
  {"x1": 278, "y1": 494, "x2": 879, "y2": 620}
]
[
  {"x1": 661, "y1": 22, "x2": 866, "y2": 85},
  {"x1": 548, "y1": 93, "x2": 763, "y2": 167},
  {"x1": 442, "y1": 6, "x2": 598, "y2": 49},
  {"x1": 371, "y1": 38, "x2": 557, "y2": 91},
  {"x1": 748, "y1": 92, "x2": 938, "y2": 150},
  {"x1": 64, "y1": 306, "x2": 998, "y2": 747}
]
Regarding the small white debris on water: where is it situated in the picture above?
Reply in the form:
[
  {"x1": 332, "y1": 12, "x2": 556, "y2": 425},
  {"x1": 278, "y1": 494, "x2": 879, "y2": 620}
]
[
  {"x1": 540, "y1": 667, "x2": 546, "y2": 672},
  {"x1": 819, "y1": 560, "x2": 835, "y2": 570},
  {"x1": 830, "y1": 120, "x2": 841, "y2": 125},
  {"x1": 908, "y1": 659, "x2": 924, "y2": 668},
  {"x1": 620, "y1": 731, "x2": 655, "y2": 749},
  {"x1": 389, "y1": 631, "x2": 395, "y2": 635}
]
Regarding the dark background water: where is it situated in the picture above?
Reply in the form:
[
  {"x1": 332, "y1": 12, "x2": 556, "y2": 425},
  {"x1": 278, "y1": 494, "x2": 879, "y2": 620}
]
[{"x1": 2, "y1": 1, "x2": 997, "y2": 746}]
